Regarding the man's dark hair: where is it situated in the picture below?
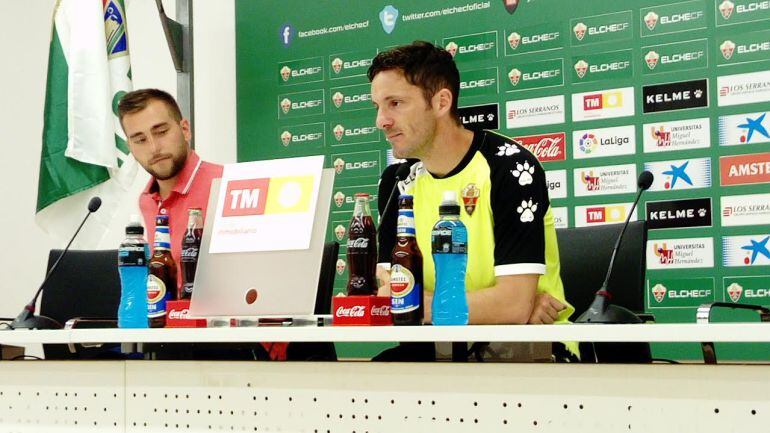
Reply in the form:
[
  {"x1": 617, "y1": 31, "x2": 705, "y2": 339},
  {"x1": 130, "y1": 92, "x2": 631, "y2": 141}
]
[
  {"x1": 368, "y1": 41, "x2": 461, "y2": 123},
  {"x1": 117, "y1": 88, "x2": 183, "y2": 126}
]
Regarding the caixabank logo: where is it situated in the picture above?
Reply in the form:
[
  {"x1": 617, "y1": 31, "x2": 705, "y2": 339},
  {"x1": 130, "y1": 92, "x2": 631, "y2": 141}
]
[
  {"x1": 277, "y1": 57, "x2": 324, "y2": 85},
  {"x1": 572, "y1": 87, "x2": 635, "y2": 122},
  {"x1": 277, "y1": 89, "x2": 325, "y2": 119},
  {"x1": 505, "y1": 59, "x2": 563, "y2": 92},
  {"x1": 642, "y1": 39, "x2": 708, "y2": 75},
  {"x1": 723, "y1": 235, "x2": 770, "y2": 267},
  {"x1": 443, "y1": 31, "x2": 498, "y2": 63},
  {"x1": 329, "y1": 49, "x2": 375, "y2": 79},
  {"x1": 222, "y1": 176, "x2": 314, "y2": 217},
  {"x1": 571, "y1": 10, "x2": 633, "y2": 46},
  {"x1": 505, "y1": 22, "x2": 561, "y2": 55},
  {"x1": 641, "y1": 1, "x2": 707, "y2": 37},
  {"x1": 644, "y1": 157, "x2": 712, "y2": 192},
  {"x1": 459, "y1": 103, "x2": 499, "y2": 131},
  {"x1": 574, "y1": 202, "x2": 635, "y2": 227},
  {"x1": 278, "y1": 123, "x2": 325, "y2": 149},
  {"x1": 645, "y1": 197, "x2": 712, "y2": 230},
  {"x1": 643, "y1": 118, "x2": 710, "y2": 153},
  {"x1": 721, "y1": 193, "x2": 770, "y2": 226},
  {"x1": 572, "y1": 49, "x2": 633, "y2": 83},
  {"x1": 719, "y1": 152, "x2": 770, "y2": 186},
  {"x1": 717, "y1": 29, "x2": 770, "y2": 65},
  {"x1": 646, "y1": 237, "x2": 714, "y2": 270},
  {"x1": 723, "y1": 276, "x2": 770, "y2": 303},
  {"x1": 716, "y1": 0, "x2": 770, "y2": 26},
  {"x1": 718, "y1": 111, "x2": 770, "y2": 146},
  {"x1": 573, "y1": 164, "x2": 636, "y2": 197},
  {"x1": 642, "y1": 79, "x2": 708, "y2": 113},
  {"x1": 648, "y1": 278, "x2": 715, "y2": 309},
  {"x1": 717, "y1": 70, "x2": 770, "y2": 106},
  {"x1": 572, "y1": 125, "x2": 635, "y2": 159}
]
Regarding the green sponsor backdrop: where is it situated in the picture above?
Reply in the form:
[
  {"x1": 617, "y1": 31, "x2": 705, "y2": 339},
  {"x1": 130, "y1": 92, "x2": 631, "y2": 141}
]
[{"x1": 236, "y1": 0, "x2": 770, "y2": 360}]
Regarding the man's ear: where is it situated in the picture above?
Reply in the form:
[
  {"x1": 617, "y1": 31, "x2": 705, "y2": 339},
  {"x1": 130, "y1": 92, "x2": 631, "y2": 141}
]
[
  {"x1": 180, "y1": 118, "x2": 192, "y2": 142},
  {"x1": 432, "y1": 88, "x2": 454, "y2": 117}
]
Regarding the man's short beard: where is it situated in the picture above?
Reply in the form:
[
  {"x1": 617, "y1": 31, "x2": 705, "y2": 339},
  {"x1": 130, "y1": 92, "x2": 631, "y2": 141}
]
[{"x1": 146, "y1": 153, "x2": 186, "y2": 181}]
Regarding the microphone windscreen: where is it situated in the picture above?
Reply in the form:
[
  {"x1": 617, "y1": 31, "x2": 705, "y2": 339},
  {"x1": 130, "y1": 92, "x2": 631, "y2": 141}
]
[
  {"x1": 637, "y1": 171, "x2": 654, "y2": 190},
  {"x1": 88, "y1": 196, "x2": 102, "y2": 213},
  {"x1": 394, "y1": 162, "x2": 412, "y2": 180}
]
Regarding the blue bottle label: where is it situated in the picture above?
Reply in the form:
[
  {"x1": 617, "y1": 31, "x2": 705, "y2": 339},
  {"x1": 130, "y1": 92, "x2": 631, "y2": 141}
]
[
  {"x1": 147, "y1": 274, "x2": 170, "y2": 318},
  {"x1": 390, "y1": 265, "x2": 421, "y2": 313}
]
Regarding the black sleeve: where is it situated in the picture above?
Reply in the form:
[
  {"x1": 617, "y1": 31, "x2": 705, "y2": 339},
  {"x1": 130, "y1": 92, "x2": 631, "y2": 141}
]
[
  {"x1": 487, "y1": 139, "x2": 550, "y2": 274},
  {"x1": 376, "y1": 162, "x2": 402, "y2": 264}
]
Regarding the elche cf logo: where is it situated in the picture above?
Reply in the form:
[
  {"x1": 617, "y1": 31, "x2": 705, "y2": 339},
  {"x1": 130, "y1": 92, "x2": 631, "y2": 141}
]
[
  {"x1": 507, "y1": 32, "x2": 521, "y2": 49},
  {"x1": 280, "y1": 131, "x2": 292, "y2": 146},
  {"x1": 332, "y1": 91, "x2": 344, "y2": 108},
  {"x1": 727, "y1": 282, "x2": 743, "y2": 302},
  {"x1": 334, "y1": 191, "x2": 345, "y2": 207},
  {"x1": 644, "y1": 11, "x2": 659, "y2": 31},
  {"x1": 331, "y1": 57, "x2": 343, "y2": 74},
  {"x1": 573, "y1": 22, "x2": 587, "y2": 41},
  {"x1": 333, "y1": 158, "x2": 345, "y2": 174},
  {"x1": 280, "y1": 66, "x2": 291, "y2": 82},
  {"x1": 652, "y1": 283, "x2": 667, "y2": 303},
  {"x1": 720, "y1": 40, "x2": 736, "y2": 60},
  {"x1": 574, "y1": 60, "x2": 588, "y2": 79},
  {"x1": 508, "y1": 68, "x2": 522, "y2": 86},
  {"x1": 645, "y1": 51, "x2": 660, "y2": 70},
  {"x1": 335, "y1": 258, "x2": 346, "y2": 275},
  {"x1": 445, "y1": 42, "x2": 458, "y2": 57},
  {"x1": 280, "y1": 98, "x2": 292, "y2": 114},
  {"x1": 720, "y1": 0, "x2": 735, "y2": 20},
  {"x1": 333, "y1": 124, "x2": 345, "y2": 141},
  {"x1": 334, "y1": 224, "x2": 346, "y2": 241}
]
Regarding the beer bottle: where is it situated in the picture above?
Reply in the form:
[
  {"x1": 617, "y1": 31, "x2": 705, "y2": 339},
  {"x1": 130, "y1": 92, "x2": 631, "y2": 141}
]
[
  {"x1": 390, "y1": 195, "x2": 423, "y2": 325},
  {"x1": 346, "y1": 193, "x2": 378, "y2": 296},
  {"x1": 180, "y1": 208, "x2": 203, "y2": 299},
  {"x1": 147, "y1": 215, "x2": 177, "y2": 327}
]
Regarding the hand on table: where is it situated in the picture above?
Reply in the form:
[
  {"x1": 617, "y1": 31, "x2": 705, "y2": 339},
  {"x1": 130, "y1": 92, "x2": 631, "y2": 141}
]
[{"x1": 528, "y1": 292, "x2": 566, "y2": 324}]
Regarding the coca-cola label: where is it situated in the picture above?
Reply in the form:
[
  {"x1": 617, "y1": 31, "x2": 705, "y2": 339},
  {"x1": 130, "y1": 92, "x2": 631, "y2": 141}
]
[
  {"x1": 181, "y1": 247, "x2": 199, "y2": 262},
  {"x1": 336, "y1": 305, "x2": 365, "y2": 317},
  {"x1": 168, "y1": 308, "x2": 189, "y2": 320},
  {"x1": 371, "y1": 305, "x2": 391, "y2": 316},
  {"x1": 347, "y1": 238, "x2": 370, "y2": 249},
  {"x1": 513, "y1": 132, "x2": 567, "y2": 162}
]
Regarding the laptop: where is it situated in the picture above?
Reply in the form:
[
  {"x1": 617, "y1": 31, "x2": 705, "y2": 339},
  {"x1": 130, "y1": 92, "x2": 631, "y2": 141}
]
[{"x1": 189, "y1": 169, "x2": 334, "y2": 320}]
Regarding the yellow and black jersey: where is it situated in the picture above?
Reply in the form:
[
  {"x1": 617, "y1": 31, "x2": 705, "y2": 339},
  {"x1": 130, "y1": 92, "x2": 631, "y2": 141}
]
[{"x1": 378, "y1": 129, "x2": 573, "y2": 324}]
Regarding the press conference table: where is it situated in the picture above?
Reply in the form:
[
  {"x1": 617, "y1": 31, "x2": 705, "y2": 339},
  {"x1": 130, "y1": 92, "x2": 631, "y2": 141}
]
[{"x1": 1, "y1": 324, "x2": 768, "y2": 433}]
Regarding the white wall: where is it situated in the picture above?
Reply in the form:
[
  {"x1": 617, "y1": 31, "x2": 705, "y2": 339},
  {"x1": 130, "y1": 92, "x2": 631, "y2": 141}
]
[{"x1": 0, "y1": 0, "x2": 236, "y2": 354}]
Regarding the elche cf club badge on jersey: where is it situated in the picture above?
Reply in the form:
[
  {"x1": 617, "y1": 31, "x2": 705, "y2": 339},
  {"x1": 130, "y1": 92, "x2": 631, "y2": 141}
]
[{"x1": 462, "y1": 183, "x2": 480, "y2": 216}]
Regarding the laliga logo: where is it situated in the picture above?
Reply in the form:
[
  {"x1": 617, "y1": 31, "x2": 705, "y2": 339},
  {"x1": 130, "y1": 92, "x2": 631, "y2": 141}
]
[
  {"x1": 581, "y1": 171, "x2": 600, "y2": 190},
  {"x1": 645, "y1": 51, "x2": 660, "y2": 69},
  {"x1": 720, "y1": 0, "x2": 735, "y2": 19},
  {"x1": 574, "y1": 60, "x2": 588, "y2": 79},
  {"x1": 573, "y1": 22, "x2": 587, "y2": 41},
  {"x1": 650, "y1": 126, "x2": 671, "y2": 147},
  {"x1": 334, "y1": 224, "x2": 346, "y2": 241},
  {"x1": 508, "y1": 68, "x2": 522, "y2": 86},
  {"x1": 651, "y1": 284, "x2": 667, "y2": 303},
  {"x1": 280, "y1": 98, "x2": 291, "y2": 114},
  {"x1": 445, "y1": 42, "x2": 458, "y2": 57},
  {"x1": 508, "y1": 32, "x2": 521, "y2": 49},
  {"x1": 654, "y1": 243, "x2": 674, "y2": 264},
  {"x1": 332, "y1": 91, "x2": 344, "y2": 108},
  {"x1": 333, "y1": 158, "x2": 345, "y2": 174},
  {"x1": 333, "y1": 124, "x2": 345, "y2": 141},
  {"x1": 578, "y1": 133, "x2": 599, "y2": 154},
  {"x1": 280, "y1": 66, "x2": 291, "y2": 82},
  {"x1": 331, "y1": 57, "x2": 343, "y2": 74},
  {"x1": 727, "y1": 283, "x2": 743, "y2": 302},
  {"x1": 280, "y1": 131, "x2": 292, "y2": 146},
  {"x1": 721, "y1": 40, "x2": 736, "y2": 60},
  {"x1": 335, "y1": 258, "x2": 346, "y2": 275},
  {"x1": 334, "y1": 191, "x2": 345, "y2": 207},
  {"x1": 644, "y1": 11, "x2": 659, "y2": 30}
]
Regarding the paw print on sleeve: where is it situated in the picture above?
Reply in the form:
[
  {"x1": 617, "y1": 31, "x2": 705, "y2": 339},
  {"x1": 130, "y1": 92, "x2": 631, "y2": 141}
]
[
  {"x1": 496, "y1": 143, "x2": 521, "y2": 157},
  {"x1": 516, "y1": 199, "x2": 538, "y2": 223},
  {"x1": 510, "y1": 161, "x2": 535, "y2": 186}
]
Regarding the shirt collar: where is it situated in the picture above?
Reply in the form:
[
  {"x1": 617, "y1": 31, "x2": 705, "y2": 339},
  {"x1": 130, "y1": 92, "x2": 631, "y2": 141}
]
[{"x1": 142, "y1": 150, "x2": 202, "y2": 198}]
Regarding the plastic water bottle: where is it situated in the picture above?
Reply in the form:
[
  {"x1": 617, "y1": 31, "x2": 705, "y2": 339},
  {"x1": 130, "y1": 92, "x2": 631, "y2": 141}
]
[
  {"x1": 431, "y1": 191, "x2": 469, "y2": 325},
  {"x1": 118, "y1": 215, "x2": 149, "y2": 328}
]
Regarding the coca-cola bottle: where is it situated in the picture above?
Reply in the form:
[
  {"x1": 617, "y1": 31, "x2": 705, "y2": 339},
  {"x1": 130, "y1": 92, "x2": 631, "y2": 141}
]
[
  {"x1": 180, "y1": 208, "x2": 203, "y2": 299},
  {"x1": 346, "y1": 193, "x2": 378, "y2": 296}
]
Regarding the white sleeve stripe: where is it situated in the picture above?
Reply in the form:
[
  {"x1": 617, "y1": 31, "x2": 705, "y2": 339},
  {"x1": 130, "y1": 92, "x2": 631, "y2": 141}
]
[{"x1": 495, "y1": 263, "x2": 546, "y2": 276}]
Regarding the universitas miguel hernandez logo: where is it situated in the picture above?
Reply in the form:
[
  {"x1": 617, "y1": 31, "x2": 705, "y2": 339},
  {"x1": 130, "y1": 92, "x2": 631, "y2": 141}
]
[{"x1": 653, "y1": 242, "x2": 674, "y2": 264}]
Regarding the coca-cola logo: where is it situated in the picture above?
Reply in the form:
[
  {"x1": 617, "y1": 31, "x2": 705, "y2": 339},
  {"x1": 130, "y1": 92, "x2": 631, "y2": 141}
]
[
  {"x1": 181, "y1": 247, "x2": 199, "y2": 259},
  {"x1": 513, "y1": 132, "x2": 566, "y2": 162},
  {"x1": 336, "y1": 305, "x2": 365, "y2": 317},
  {"x1": 168, "y1": 308, "x2": 189, "y2": 320},
  {"x1": 371, "y1": 305, "x2": 391, "y2": 316},
  {"x1": 347, "y1": 238, "x2": 370, "y2": 249}
]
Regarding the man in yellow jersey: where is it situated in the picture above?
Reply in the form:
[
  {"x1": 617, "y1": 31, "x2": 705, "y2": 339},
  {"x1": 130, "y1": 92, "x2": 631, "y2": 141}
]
[{"x1": 370, "y1": 41, "x2": 576, "y2": 361}]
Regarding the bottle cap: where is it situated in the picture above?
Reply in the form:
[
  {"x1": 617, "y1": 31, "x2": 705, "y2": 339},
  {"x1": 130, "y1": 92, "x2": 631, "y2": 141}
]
[
  {"x1": 126, "y1": 214, "x2": 144, "y2": 235},
  {"x1": 439, "y1": 190, "x2": 461, "y2": 216}
]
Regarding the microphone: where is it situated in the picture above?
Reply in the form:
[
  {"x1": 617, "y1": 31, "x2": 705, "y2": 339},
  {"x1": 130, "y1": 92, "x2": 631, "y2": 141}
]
[
  {"x1": 7, "y1": 197, "x2": 102, "y2": 330},
  {"x1": 376, "y1": 163, "x2": 412, "y2": 236},
  {"x1": 576, "y1": 171, "x2": 653, "y2": 324}
]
